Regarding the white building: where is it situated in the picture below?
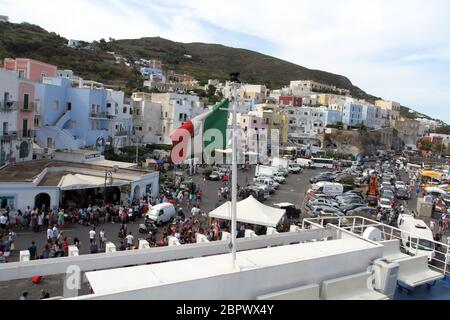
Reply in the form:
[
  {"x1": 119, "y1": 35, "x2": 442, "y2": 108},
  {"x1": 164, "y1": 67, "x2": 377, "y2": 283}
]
[
  {"x1": 132, "y1": 92, "x2": 163, "y2": 145},
  {"x1": 361, "y1": 103, "x2": 378, "y2": 129},
  {"x1": 152, "y1": 93, "x2": 205, "y2": 144},
  {"x1": 282, "y1": 106, "x2": 340, "y2": 137},
  {"x1": 0, "y1": 157, "x2": 159, "y2": 211},
  {"x1": 132, "y1": 93, "x2": 206, "y2": 145},
  {"x1": 106, "y1": 89, "x2": 133, "y2": 151}
]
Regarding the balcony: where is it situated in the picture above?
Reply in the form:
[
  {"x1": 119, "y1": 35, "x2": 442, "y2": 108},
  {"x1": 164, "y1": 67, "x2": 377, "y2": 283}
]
[
  {"x1": 18, "y1": 101, "x2": 35, "y2": 112},
  {"x1": 0, "y1": 100, "x2": 18, "y2": 112},
  {"x1": 0, "y1": 131, "x2": 18, "y2": 141},
  {"x1": 17, "y1": 130, "x2": 35, "y2": 139},
  {"x1": 89, "y1": 111, "x2": 108, "y2": 119}
]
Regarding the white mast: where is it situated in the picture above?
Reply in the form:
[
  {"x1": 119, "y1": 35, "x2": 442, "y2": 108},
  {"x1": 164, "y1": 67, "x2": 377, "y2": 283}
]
[{"x1": 230, "y1": 79, "x2": 239, "y2": 270}]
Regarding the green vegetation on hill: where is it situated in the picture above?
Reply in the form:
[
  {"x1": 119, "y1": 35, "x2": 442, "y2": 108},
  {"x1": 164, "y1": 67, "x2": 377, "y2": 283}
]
[
  {"x1": 0, "y1": 22, "x2": 140, "y2": 93},
  {"x1": 0, "y1": 21, "x2": 444, "y2": 124}
]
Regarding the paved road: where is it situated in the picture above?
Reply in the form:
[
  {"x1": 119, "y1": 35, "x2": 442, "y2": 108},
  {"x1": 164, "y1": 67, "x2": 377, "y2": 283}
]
[{"x1": 0, "y1": 166, "x2": 323, "y2": 300}]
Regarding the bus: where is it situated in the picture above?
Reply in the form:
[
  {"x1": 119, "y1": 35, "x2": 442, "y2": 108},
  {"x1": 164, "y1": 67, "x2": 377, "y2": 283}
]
[{"x1": 311, "y1": 158, "x2": 334, "y2": 169}]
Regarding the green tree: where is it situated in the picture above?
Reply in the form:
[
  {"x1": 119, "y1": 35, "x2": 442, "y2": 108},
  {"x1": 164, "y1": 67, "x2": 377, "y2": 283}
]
[{"x1": 419, "y1": 140, "x2": 432, "y2": 151}]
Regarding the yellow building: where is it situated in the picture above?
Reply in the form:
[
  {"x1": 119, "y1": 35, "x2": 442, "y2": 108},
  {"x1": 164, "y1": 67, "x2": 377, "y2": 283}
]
[
  {"x1": 375, "y1": 100, "x2": 401, "y2": 124},
  {"x1": 256, "y1": 103, "x2": 289, "y2": 144}
]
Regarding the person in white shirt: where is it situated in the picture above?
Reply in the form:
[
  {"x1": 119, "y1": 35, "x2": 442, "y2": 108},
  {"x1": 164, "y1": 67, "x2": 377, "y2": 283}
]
[
  {"x1": 125, "y1": 232, "x2": 134, "y2": 248},
  {"x1": 52, "y1": 226, "x2": 59, "y2": 241},
  {"x1": 46, "y1": 226, "x2": 53, "y2": 241},
  {"x1": 89, "y1": 227, "x2": 96, "y2": 245},
  {"x1": 376, "y1": 212, "x2": 382, "y2": 222},
  {"x1": 99, "y1": 229, "x2": 106, "y2": 250},
  {"x1": 0, "y1": 214, "x2": 7, "y2": 230}
]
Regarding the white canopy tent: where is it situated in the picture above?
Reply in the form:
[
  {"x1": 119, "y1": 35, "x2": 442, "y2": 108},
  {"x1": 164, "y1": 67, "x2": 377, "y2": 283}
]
[
  {"x1": 208, "y1": 196, "x2": 286, "y2": 227},
  {"x1": 58, "y1": 174, "x2": 129, "y2": 191}
]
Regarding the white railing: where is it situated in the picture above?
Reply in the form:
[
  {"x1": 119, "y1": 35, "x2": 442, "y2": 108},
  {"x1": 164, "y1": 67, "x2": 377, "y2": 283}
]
[
  {"x1": 303, "y1": 216, "x2": 450, "y2": 276},
  {"x1": 0, "y1": 228, "x2": 336, "y2": 282}
]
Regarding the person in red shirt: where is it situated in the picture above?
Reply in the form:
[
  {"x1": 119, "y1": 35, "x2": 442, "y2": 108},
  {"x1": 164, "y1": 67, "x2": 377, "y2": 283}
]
[
  {"x1": 197, "y1": 190, "x2": 203, "y2": 203},
  {"x1": 63, "y1": 237, "x2": 69, "y2": 256}
]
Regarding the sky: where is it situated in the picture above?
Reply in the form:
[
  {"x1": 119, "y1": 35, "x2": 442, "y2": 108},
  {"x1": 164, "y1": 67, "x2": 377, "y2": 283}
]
[{"x1": 1, "y1": 0, "x2": 450, "y2": 123}]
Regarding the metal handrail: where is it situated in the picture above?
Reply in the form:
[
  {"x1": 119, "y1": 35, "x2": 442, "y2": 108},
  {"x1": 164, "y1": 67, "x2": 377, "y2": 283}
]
[{"x1": 303, "y1": 216, "x2": 450, "y2": 275}]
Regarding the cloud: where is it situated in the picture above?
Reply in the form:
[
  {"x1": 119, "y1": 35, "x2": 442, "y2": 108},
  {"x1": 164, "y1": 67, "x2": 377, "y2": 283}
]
[{"x1": 1, "y1": 0, "x2": 449, "y2": 123}]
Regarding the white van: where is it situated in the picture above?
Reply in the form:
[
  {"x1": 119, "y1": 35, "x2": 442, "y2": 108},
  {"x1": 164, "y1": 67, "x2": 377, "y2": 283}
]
[
  {"x1": 310, "y1": 182, "x2": 344, "y2": 196},
  {"x1": 296, "y1": 158, "x2": 315, "y2": 169},
  {"x1": 397, "y1": 214, "x2": 435, "y2": 261},
  {"x1": 146, "y1": 203, "x2": 176, "y2": 225}
]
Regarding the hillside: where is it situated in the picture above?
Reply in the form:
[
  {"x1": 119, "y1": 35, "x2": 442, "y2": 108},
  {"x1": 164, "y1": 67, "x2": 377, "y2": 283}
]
[{"x1": 0, "y1": 21, "x2": 440, "y2": 123}]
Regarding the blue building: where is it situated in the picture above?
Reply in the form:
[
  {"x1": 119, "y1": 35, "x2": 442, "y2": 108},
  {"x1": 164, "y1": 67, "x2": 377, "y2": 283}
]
[
  {"x1": 140, "y1": 67, "x2": 163, "y2": 81},
  {"x1": 35, "y1": 77, "x2": 116, "y2": 151},
  {"x1": 342, "y1": 102, "x2": 363, "y2": 127},
  {"x1": 361, "y1": 104, "x2": 377, "y2": 129}
]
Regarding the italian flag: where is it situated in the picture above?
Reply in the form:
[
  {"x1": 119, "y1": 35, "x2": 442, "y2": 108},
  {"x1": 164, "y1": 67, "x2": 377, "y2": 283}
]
[{"x1": 170, "y1": 99, "x2": 229, "y2": 164}]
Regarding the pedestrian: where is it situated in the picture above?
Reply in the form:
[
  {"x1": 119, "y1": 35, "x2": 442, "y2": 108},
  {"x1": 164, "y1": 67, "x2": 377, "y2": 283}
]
[
  {"x1": 28, "y1": 241, "x2": 37, "y2": 260},
  {"x1": 19, "y1": 292, "x2": 28, "y2": 300},
  {"x1": 99, "y1": 229, "x2": 106, "y2": 250},
  {"x1": 125, "y1": 232, "x2": 134, "y2": 249},
  {"x1": 63, "y1": 237, "x2": 69, "y2": 256},
  {"x1": 0, "y1": 214, "x2": 7, "y2": 231},
  {"x1": 47, "y1": 225, "x2": 53, "y2": 242},
  {"x1": 52, "y1": 225, "x2": 59, "y2": 242},
  {"x1": 89, "y1": 227, "x2": 96, "y2": 245},
  {"x1": 57, "y1": 208, "x2": 65, "y2": 227}
]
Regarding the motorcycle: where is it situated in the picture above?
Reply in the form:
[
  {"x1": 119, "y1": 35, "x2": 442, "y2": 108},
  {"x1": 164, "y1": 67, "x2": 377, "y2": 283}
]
[{"x1": 139, "y1": 219, "x2": 158, "y2": 234}]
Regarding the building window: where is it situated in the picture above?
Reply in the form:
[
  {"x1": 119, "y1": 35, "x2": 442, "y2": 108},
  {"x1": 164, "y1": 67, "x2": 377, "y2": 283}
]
[
  {"x1": 163, "y1": 126, "x2": 166, "y2": 133},
  {"x1": 53, "y1": 100, "x2": 60, "y2": 109},
  {"x1": 165, "y1": 112, "x2": 168, "y2": 118},
  {"x1": 148, "y1": 126, "x2": 152, "y2": 132},
  {"x1": 18, "y1": 69, "x2": 25, "y2": 79},
  {"x1": 253, "y1": 120, "x2": 257, "y2": 124},
  {"x1": 123, "y1": 107, "x2": 127, "y2": 113},
  {"x1": 107, "y1": 103, "x2": 111, "y2": 108}
]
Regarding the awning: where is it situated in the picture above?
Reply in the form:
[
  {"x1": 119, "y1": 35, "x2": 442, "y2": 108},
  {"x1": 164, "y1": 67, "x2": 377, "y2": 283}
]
[
  {"x1": 421, "y1": 171, "x2": 443, "y2": 179},
  {"x1": 208, "y1": 196, "x2": 286, "y2": 227},
  {"x1": 58, "y1": 174, "x2": 129, "y2": 191}
]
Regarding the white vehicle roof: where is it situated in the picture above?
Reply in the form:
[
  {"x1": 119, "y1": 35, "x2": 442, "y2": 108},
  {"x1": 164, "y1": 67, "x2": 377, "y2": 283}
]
[
  {"x1": 149, "y1": 203, "x2": 174, "y2": 210},
  {"x1": 399, "y1": 215, "x2": 433, "y2": 240}
]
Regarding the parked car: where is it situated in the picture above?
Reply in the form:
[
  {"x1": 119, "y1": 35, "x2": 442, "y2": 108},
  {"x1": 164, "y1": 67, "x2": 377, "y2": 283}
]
[
  {"x1": 396, "y1": 188, "x2": 410, "y2": 200},
  {"x1": 288, "y1": 163, "x2": 302, "y2": 174},
  {"x1": 394, "y1": 181, "x2": 406, "y2": 190},
  {"x1": 306, "y1": 198, "x2": 340, "y2": 210},
  {"x1": 378, "y1": 198, "x2": 392, "y2": 210},
  {"x1": 308, "y1": 205, "x2": 345, "y2": 218},
  {"x1": 367, "y1": 195, "x2": 378, "y2": 207},
  {"x1": 346, "y1": 206, "x2": 378, "y2": 218},
  {"x1": 340, "y1": 203, "x2": 365, "y2": 214},
  {"x1": 209, "y1": 171, "x2": 222, "y2": 181},
  {"x1": 309, "y1": 172, "x2": 336, "y2": 184}
]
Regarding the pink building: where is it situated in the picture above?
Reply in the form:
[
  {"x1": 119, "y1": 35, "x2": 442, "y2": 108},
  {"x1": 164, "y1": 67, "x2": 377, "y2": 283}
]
[{"x1": 3, "y1": 58, "x2": 57, "y2": 82}]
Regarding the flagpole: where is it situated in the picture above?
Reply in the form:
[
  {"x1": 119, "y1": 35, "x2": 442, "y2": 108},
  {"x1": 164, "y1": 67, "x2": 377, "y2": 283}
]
[{"x1": 230, "y1": 73, "x2": 240, "y2": 270}]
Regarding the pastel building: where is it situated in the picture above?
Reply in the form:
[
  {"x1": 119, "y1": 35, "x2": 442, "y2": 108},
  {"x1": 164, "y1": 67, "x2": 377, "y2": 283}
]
[
  {"x1": 3, "y1": 58, "x2": 57, "y2": 82},
  {"x1": 237, "y1": 112, "x2": 268, "y2": 154},
  {"x1": 361, "y1": 103, "x2": 378, "y2": 129},
  {"x1": 34, "y1": 76, "x2": 130, "y2": 152},
  {"x1": 0, "y1": 69, "x2": 34, "y2": 165},
  {"x1": 342, "y1": 102, "x2": 364, "y2": 127},
  {"x1": 283, "y1": 106, "x2": 341, "y2": 136}
]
